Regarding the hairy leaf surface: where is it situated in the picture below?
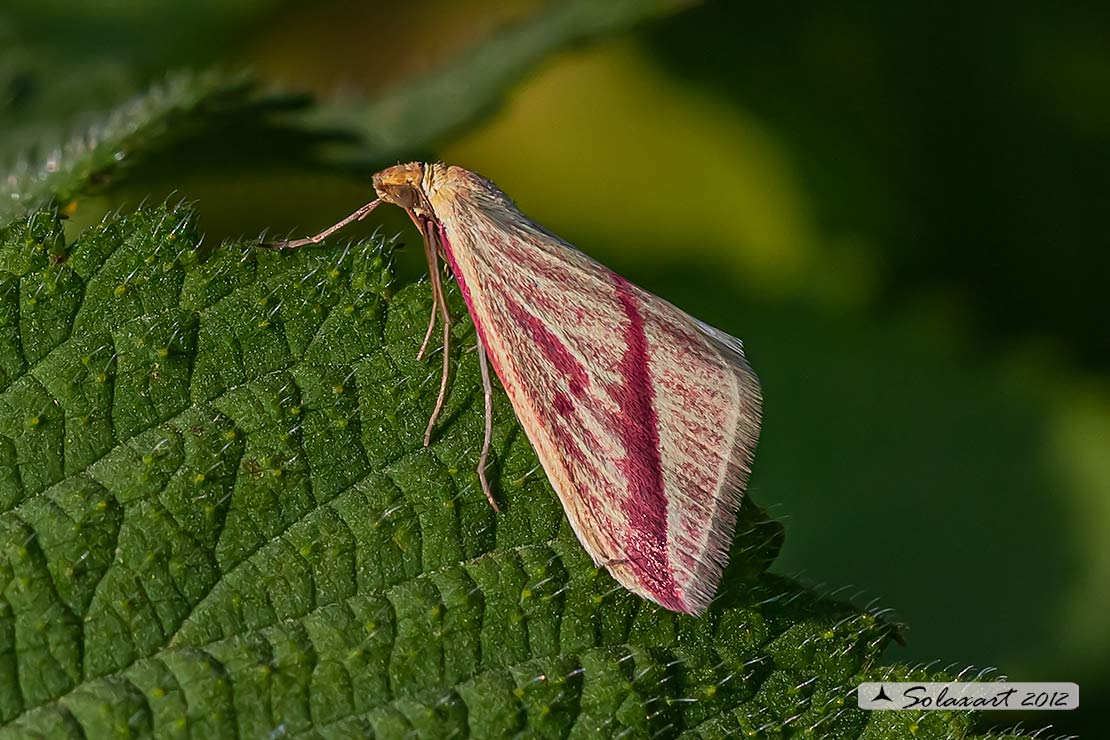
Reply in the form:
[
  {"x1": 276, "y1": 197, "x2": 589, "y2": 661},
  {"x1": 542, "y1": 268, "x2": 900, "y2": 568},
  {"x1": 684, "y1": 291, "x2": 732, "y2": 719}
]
[{"x1": 0, "y1": 207, "x2": 1024, "y2": 739}]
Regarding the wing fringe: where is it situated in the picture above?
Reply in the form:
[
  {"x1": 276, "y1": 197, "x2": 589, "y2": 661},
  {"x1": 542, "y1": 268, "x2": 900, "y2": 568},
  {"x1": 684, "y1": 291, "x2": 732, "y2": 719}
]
[{"x1": 680, "y1": 321, "x2": 763, "y2": 614}]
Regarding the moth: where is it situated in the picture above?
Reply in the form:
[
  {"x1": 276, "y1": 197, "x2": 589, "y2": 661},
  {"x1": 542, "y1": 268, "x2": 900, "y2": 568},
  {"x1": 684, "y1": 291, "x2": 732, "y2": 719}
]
[{"x1": 266, "y1": 163, "x2": 762, "y2": 615}]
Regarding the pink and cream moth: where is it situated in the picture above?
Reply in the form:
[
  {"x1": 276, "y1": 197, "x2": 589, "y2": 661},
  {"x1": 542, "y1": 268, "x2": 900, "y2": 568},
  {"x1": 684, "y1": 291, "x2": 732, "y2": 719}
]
[{"x1": 266, "y1": 163, "x2": 762, "y2": 615}]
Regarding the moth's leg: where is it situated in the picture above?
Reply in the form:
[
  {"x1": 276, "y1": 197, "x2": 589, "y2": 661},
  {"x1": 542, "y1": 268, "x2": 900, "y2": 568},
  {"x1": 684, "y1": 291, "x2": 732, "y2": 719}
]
[
  {"x1": 261, "y1": 199, "x2": 381, "y2": 249},
  {"x1": 476, "y1": 340, "x2": 500, "y2": 511},
  {"x1": 416, "y1": 234, "x2": 439, "y2": 361},
  {"x1": 423, "y1": 220, "x2": 453, "y2": 447}
]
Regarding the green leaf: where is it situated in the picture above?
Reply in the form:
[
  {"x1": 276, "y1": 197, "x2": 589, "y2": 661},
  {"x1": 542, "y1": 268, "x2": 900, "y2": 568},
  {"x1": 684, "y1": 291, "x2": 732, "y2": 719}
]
[
  {"x1": 0, "y1": 206, "x2": 1028, "y2": 738},
  {"x1": 0, "y1": 71, "x2": 260, "y2": 223},
  {"x1": 0, "y1": 23, "x2": 135, "y2": 164}
]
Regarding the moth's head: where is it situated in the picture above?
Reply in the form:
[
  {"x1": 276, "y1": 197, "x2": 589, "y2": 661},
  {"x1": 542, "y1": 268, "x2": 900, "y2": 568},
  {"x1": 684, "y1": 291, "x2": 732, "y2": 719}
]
[{"x1": 372, "y1": 163, "x2": 425, "y2": 209}]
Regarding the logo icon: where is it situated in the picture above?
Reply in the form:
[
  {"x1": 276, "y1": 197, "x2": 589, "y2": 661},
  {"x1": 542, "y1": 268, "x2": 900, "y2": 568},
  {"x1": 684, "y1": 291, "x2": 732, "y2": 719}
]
[{"x1": 871, "y1": 685, "x2": 893, "y2": 703}]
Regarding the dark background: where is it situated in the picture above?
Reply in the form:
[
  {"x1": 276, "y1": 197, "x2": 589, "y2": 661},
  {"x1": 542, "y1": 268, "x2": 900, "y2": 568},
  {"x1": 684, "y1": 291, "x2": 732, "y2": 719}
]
[{"x1": 4, "y1": 1, "x2": 1106, "y2": 735}]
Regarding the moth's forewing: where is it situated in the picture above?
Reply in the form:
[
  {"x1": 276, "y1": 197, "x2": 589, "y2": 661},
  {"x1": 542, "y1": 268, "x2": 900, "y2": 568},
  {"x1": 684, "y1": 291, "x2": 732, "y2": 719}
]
[{"x1": 422, "y1": 165, "x2": 761, "y2": 615}]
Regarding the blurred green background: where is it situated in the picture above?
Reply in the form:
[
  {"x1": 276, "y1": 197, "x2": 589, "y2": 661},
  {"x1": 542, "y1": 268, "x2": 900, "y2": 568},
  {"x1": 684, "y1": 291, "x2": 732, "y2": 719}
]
[{"x1": 3, "y1": 0, "x2": 1106, "y2": 735}]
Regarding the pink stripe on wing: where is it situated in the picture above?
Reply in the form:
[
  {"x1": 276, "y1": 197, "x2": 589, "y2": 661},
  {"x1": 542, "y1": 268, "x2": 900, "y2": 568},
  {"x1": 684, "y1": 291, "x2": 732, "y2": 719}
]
[
  {"x1": 504, "y1": 297, "x2": 589, "y2": 397},
  {"x1": 611, "y1": 276, "x2": 682, "y2": 611}
]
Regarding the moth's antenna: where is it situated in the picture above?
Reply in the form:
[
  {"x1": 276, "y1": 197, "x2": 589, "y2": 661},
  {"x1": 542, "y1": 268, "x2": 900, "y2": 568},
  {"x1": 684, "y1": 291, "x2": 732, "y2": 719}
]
[{"x1": 261, "y1": 199, "x2": 382, "y2": 249}]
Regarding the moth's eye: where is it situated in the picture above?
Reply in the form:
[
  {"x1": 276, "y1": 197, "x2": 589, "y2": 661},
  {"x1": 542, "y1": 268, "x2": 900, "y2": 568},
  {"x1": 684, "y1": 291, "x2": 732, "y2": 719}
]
[{"x1": 391, "y1": 184, "x2": 417, "y2": 209}]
